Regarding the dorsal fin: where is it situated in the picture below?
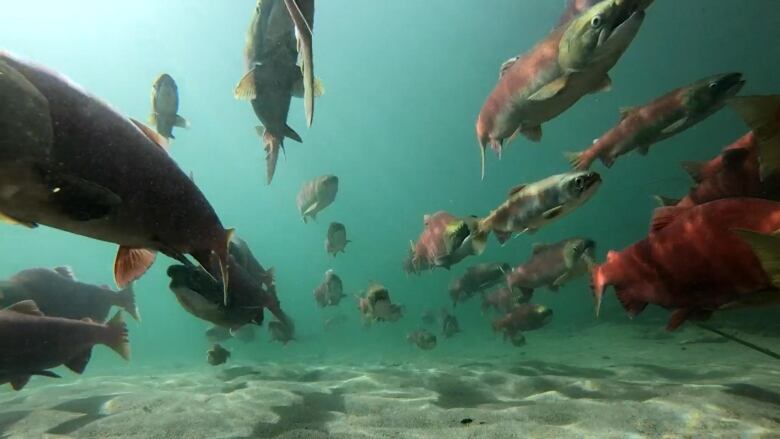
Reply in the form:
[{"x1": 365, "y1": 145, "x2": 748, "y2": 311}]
[
  {"x1": 130, "y1": 118, "x2": 169, "y2": 152},
  {"x1": 532, "y1": 243, "x2": 549, "y2": 255},
  {"x1": 619, "y1": 106, "x2": 637, "y2": 121},
  {"x1": 499, "y1": 56, "x2": 519, "y2": 79},
  {"x1": 681, "y1": 160, "x2": 705, "y2": 183},
  {"x1": 508, "y1": 184, "x2": 526, "y2": 196},
  {"x1": 6, "y1": 300, "x2": 44, "y2": 316},
  {"x1": 650, "y1": 206, "x2": 687, "y2": 233},
  {"x1": 54, "y1": 266, "x2": 76, "y2": 281}
]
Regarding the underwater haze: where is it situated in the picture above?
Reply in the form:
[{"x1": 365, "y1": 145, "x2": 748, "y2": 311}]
[{"x1": 2, "y1": 1, "x2": 780, "y2": 437}]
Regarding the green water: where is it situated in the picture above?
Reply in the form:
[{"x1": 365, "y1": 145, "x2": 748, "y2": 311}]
[{"x1": 1, "y1": 0, "x2": 779, "y2": 382}]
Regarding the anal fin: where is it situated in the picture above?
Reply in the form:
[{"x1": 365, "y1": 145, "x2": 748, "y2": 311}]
[{"x1": 64, "y1": 349, "x2": 93, "y2": 374}]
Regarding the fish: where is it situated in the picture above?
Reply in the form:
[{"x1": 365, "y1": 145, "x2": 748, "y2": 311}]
[
  {"x1": 323, "y1": 314, "x2": 347, "y2": 330},
  {"x1": 405, "y1": 212, "x2": 484, "y2": 275},
  {"x1": 234, "y1": 0, "x2": 322, "y2": 184},
  {"x1": 491, "y1": 303, "x2": 553, "y2": 342},
  {"x1": 591, "y1": 198, "x2": 780, "y2": 331},
  {"x1": 506, "y1": 237, "x2": 595, "y2": 300},
  {"x1": 474, "y1": 172, "x2": 601, "y2": 246},
  {"x1": 356, "y1": 283, "x2": 404, "y2": 325},
  {"x1": 313, "y1": 269, "x2": 345, "y2": 308},
  {"x1": 0, "y1": 52, "x2": 232, "y2": 296},
  {"x1": 166, "y1": 236, "x2": 282, "y2": 330},
  {"x1": 207, "y1": 344, "x2": 230, "y2": 366},
  {"x1": 406, "y1": 329, "x2": 437, "y2": 350},
  {"x1": 297, "y1": 175, "x2": 338, "y2": 223},
  {"x1": 558, "y1": 0, "x2": 654, "y2": 26},
  {"x1": 476, "y1": 0, "x2": 650, "y2": 178},
  {"x1": 149, "y1": 73, "x2": 189, "y2": 140},
  {"x1": 0, "y1": 300, "x2": 129, "y2": 390},
  {"x1": 449, "y1": 262, "x2": 511, "y2": 306},
  {"x1": 566, "y1": 73, "x2": 745, "y2": 170},
  {"x1": 420, "y1": 309, "x2": 437, "y2": 326},
  {"x1": 268, "y1": 318, "x2": 296, "y2": 345},
  {"x1": 0, "y1": 266, "x2": 139, "y2": 322},
  {"x1": 440, "y1": 308, "x2": 460, "y2": 338},
  {"x1": 325, "y1": 222, "x2": 351, "y2": 256},
  {"x1": 657, "y1": 95, "x2": 780, "y2": 207},
  {"x1": 480, "y1": 286, "x2": 522, "y2": 314}
]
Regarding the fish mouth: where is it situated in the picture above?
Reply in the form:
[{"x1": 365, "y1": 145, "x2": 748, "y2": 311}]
[
  {"x1": 597, "y1": 3, "x2": 646, "y2": 52},
  {"x1": 709, "y1": 72, "x2": 745, "y2": 99}
]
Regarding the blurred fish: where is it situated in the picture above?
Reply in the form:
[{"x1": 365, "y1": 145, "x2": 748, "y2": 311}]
[
  {"x1": 356, "y1": 283, "x2": 404, "y2": 325},
  {"x1": 481, "y1": 286, "x2": 522, "y2": 314},
  {"x1": 149, "y1": 73, "x2": 189, "y2": 140},
  {"x1": 205, "y1": 325, "x2": 256, "y2": 343},
  {"x1": 313, "y1": 269, "x2": 345, "y2": 308},
  {"x1": 449, "y1": 262, "x2": 511, "y2": 306},
  {"x1": 566, "y1": 73, "x2": 745, "y2": 170},
  {"x1": 506, "y1": 238, "x2": 595, "y2": 300},
  {"x1": 207, "y1": 344, "x2": 230, "y2": 366},
  {"x1": 324, "y1": 313, "x2": 347, "y2": 330},
  {"x1": 0, "y1": 52, "x2": 232, "y2": 295},
  {"x1": 440, "y1": 308, "x2": 460, "y2": 338},
  {"x1": 476, "y1": 0, "x2": 650, "y2": 178},
  {"x1": 407, "y1": 329, "x2": 437, "y2": 350},
  {"x1": 297, "y1": 175, "x2": 339, "y2": 223},
  {"x1": 405, "y1": 212, "x2": 484, "y2": 274},
  {"x1": 420, "y1": 309, "x2": 437, "y2": 326},
  {"x1": 234, "y1": 0, "x2": 322, "y2": 184},
  {"x1": 657, "y1": 95, "x2": 780, "y2": 207},
  {"x1": 326, "y1": 222, "x2": 351, "y2": 256},
  {"x1": 592, "y1": 198, "x2": 780, "y2": 331},
  {"x1": 492, "y1": 303, "x2": 553, "y2": 343},
  {"x1": 269, "y1": 318, "x2": 296, "y2": 345},
  {"x1": 474, "y1": 172, "x2": 601, "y2": 246},
  {"x1": 558, "y1": 0, "x2": 654, "y2": 26},
  {"x1": 0, "y1": 267, "x2": 139, "y2": 322},
  {"x1": 0, "y1": 300, "x2": 129, "y2": 391}
]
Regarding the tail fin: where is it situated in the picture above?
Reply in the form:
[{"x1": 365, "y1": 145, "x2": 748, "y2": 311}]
[
  {"x1": 115, "y1": 283, "x2": 140, "y2": 322},
  {"x1": 564, "y1": 151, "x2": 588, "y2": 171},
  {"x1": 261, "y1": 128, "x2": 283, "y2": 185},
  {"x1": 104, "y1": 311, "x2": 130, "y2": 361},
  {"x1": 732, "y1": 228, "x2": 780, "y2": 288},
  {"x1": 728, "y1": 95, "x2": 780, "y2": 182}
]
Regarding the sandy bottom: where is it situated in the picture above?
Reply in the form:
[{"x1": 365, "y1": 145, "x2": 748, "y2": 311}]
[{"x1": 1, "y1": 323, "x2": 779, "y2": 438}]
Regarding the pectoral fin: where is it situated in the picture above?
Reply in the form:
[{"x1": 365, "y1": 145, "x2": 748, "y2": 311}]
[
  {"x1": 64, "y1": 349, "x2": 92, "y2": 374},
  {"x1": 0, "y1": 211, "x2": 37, "y2": 228},
  {"x1": 42, "y1": 169, "x2": 122, "y2": 222},
  {"x1": 542, "y1": 206, "x2": 563, "y2": 219},
  {"x1": 130, "y1": 118, "x2": 169, "y2": 151},
  {"x1": 234, "y1": 68, "x2": 257, "y2": 100},
  {"x1": 528, "y1": 76, "x2": 569, "y2": 101},
  {"x1": 6, "y1": 300, "x2": 44, "y2": 316},
  {"x1": 553, "y1": 272, "x2": 571, "y2": 287},
  {"x1": 174, "y1": 114, "x2": 190, "y2": 129},
  {"x1": 114, "y1": 247, "x2": 157, "y2": 288},
  {"x1": 661, "y1": 116, "x2": 689, "y2": 134}
]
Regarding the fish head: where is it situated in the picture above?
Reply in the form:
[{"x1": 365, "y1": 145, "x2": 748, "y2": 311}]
[
  {"x1": 532, "y1": 305, "x2": 554, "y2": 327},
  {"x1": 683, "y1": 73, "x2": 745, "y2": 115},
  {"x1": 317, "y1": 175, "x2": 339, "y2": 199},
  {"x1": 560, "y1": 171, "x2": 602, "y2": 206},
  {"x1": 152, "y1": 73, "x2": 177, "y2": 92},
  {"x1": 559, "y1": 0, "x2": 648, "y2": 72},
  {"x1": 167, "y1": 264, "x2": 219, "y2": 299},
  {"x1": 565, "y1": 237, "x2": 597, "y2": 267}
]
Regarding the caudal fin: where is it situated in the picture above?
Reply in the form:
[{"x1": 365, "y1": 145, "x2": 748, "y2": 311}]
[
  {"x1": 261, "y1": 128, "x2": 283, "y2": 185},
  {"x1": 732, "y1": 228, "x2": 780, "y2": 288},
  {"x1": 104, "y1": 311, "x2": 130, "y2": 361},
  {"x1": 564, "y1": 151, "x2": 589, "y2": 171},
  {"x1": 728, "y1": 95, "x2": 780, "y2": 182},
  {"x1": 116, "y1": 283, "x2": 141, "y2": 322},
  {"x1": 591, "y1": 263, "x2": 608, "y2": 318}
]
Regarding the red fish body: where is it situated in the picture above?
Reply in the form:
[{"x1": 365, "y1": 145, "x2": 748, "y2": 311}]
[
  {"x1": 481, "y1": 286, "x2": 521, "y2": 314},
  {"x1": 406, "y1": 212, "x2": 477, "y2": 274},
  {"x1": 449, "y1": 262, "x2": 510, "y2": 305},
  {"x1": 592, "y1": 198, "x2": 780, "y2": 330},
  {"x1": 506, "y1": 238, "x2": 594, "y2": 298},
  {"x1": 568, "y1": 73, "x2": 745, "y2": 170},
  {"x1": 491, "y1": 303, "x2": 553, "y2": 340}
]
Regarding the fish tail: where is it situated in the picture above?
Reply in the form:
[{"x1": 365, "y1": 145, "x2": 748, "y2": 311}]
[
  {"x1": 104, "y1": 311, "x2": 130, "y2": 361},
  {"x1": 732, "y1": 228, "x2": 780, "y2": 289},
  {"x1": 116, "y1": 283, "x2": 141, "y2": 322},
  {"x1": 262, "y1": 129, "x2": 284, "y2": 185},
  {"x1": 564, "y1": 150, "x2": 589, "y2": 171},
  {"x1": 728, "y1": 95, "x2": 780, "y2": 181}
]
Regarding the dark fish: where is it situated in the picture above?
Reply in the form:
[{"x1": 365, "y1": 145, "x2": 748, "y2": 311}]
[
  {"x1": 0, "y1": 266, "x2": 139, "y2": 323},
  {"x1": 506, "y1": 238, "x2": 595, "y2": 300},
  {"x1": 326, "y1": 222, "x2": 351, "y2": 256},
  {"x1": 268, "y1": 318, "x2": 295, "y2": 345},
  {"x1": 323, "y1": 313, "x2": 347, "y2": 330},
  {"x1": 449, "y1": 262, "x2": 511, "y2": 306},
  {"x1": 440, "y1": 308, "x2": 460, "y2": 338},
  {"x1": 0, "y1": 52, "x2": 232, "y2": 296},
  {"x1": 207, "y1": 344, "x2": 230, "y2": 366},
  {"x1": 0, "y1": 300, "x2": 129, "y2": 391},
  {"x1": 234, "y1": 0, "x2": 321, "y2": 184},
  {"x1": 407, "y1": 329, "x2": 437, "y2": 350},
  {"x1": 313, "y1": 269, "x2": 345, "y2": 308},
  {"x1": 356, "y1": 283, "x2": 404, "y2": 325},
  {"x1": 166, "y1": 236, "x2": 281, "y2": 330},
  {"x1": 492, "y1": 303, "x2": 552, "y2": 343},
  {"x1": 149, "y1": 73, "x2": 189, "y2": 140},
  {"x1": 205, "y1": 325, "x2": 232, "y2": 343},
  {"x1": 481, "y1": 286, "x2": 522, "y2": 314}
]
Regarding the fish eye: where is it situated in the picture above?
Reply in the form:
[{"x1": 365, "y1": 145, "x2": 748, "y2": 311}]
[
  {"x1": 591, "y1": 15, "x2": 603, "y2": 28},
  {"x1": 574, "y1": 176, "x2": 586, "y2": 191},
  {"x1": 708, "y1": 81, "x2": 718, "y2": 89}
]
